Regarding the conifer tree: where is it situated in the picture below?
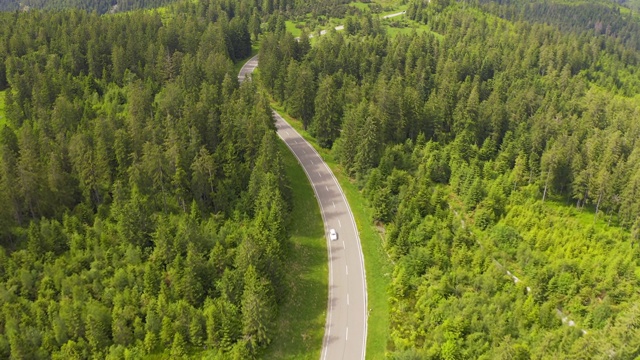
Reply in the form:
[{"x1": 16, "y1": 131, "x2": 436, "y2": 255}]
[
  {"x1": 311, "y1": 74, "x2": 342, "y2": 148},
  {"x1": 241, "y1": 265, "x2": 275, "y2": 352}
]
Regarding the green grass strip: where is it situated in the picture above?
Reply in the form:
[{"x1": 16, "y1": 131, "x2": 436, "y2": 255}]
[
  {"x1": 0, "y1": 90, "x2": 6, "y2": 128},
  {"x1": 271, "y1": 102, "x2": 392, "y2": 360},
  {"x1": 262, "y1": 140, "x2": 328, "y2": 359},
  {"x1": 285, "y1": 21, "x2": 303, "y2": 38},
  {"x1": 0, "y1": 90, "x2": 7, "y2": 126}
]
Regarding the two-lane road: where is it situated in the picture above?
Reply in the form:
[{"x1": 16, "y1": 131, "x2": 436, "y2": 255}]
[
  {"x1": 273, "y1": 113, "x2": 367, "y2": 360},
  {"x1": 238, "y1": 54, "x2": 259, "y2": 81},
  {"x1": 239, "y1": 54, "x2": 368, "y2": 360}
]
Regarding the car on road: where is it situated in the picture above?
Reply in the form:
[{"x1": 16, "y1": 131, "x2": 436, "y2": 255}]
[{"x1": 329, "y1": 228, "x2": 338, "y2": 241}]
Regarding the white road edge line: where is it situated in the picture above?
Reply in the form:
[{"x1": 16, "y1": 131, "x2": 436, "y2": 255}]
[
  {"x1": 280, "y1": 111, "x2": 369, "y2": 360},
  {"x1": 269, "y1": 108, "x2": 368, "y2": 360},
  {"x1": 272, "y1": 115, "x2": 335, "y2": 360},
  {"x1": 242, "y1": 19, "x2": 417, "y2": 356}
]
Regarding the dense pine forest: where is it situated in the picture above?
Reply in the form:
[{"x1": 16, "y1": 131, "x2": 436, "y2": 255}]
[
  {"x1": 0, "y1": 0, "x2": 304, "y2": 358},
  {"x1": 259, "y1": 0, "x2": 640, "y2": 358},
  {"x1": 0, "y1": 0, "x2": 174, "y2": 14},
  {"x1": 1, "y1": 0, "x2": 640, "y2": 358}
]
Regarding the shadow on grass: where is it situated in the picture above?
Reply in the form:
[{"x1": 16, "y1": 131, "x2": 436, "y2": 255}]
[{"x1": 261, "y1": 140, "x2": 328, "y2": 360}]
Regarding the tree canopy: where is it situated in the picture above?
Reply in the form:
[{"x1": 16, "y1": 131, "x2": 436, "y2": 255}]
[{"x1": 0, "y1": 1, "x2": 295, "y2": 358}]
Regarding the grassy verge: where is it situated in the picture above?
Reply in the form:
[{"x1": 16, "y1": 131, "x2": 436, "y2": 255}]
[
  {"x1": 0, "y1": 90, "x2": 5, "y2": 128},
  {"x1": 262, "y1": 140, "x2": 328, "y2": 359},
  {"x1": 271, "y1": 102, "x2": 392, "y2": 360}
]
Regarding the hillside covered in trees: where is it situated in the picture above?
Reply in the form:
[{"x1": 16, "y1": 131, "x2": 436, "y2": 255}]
[
  {"x1": 0, "y1": 0, "x2": 174, "y2": 14},
  {"x1": 0, "y1": 0, "x2": 353, "y2": 15},
  {"x1": 0, "y1": 0, "x2": 305, "y2": 358},
  {"x1": 259, "y1": 0, "x2": 640, "y2": 358},
  {"x1": 2, "y1": 0, "x2": 640, "y2": 357}
]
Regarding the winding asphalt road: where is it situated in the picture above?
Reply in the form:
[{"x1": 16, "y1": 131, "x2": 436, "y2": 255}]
[
  {"x1": 238, "y1": 13, "x2": 407, "y2": 357},
  {"x1": 239, "y1": 55, "x2": 368, "y2": 359}
]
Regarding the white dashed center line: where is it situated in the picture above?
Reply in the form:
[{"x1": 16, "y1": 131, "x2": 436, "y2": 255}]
[
  {"x1": 347, "y1": 294, "x2": 350, "y2": 306},
  {"x1": 346, "y1": 265, "x2": 349, "y2": 275},
  {"x1": 338, "y1": 219, "x2": 341, "y2": 227},
  {"x1": 333, "y1": 201, "x2": 335, "y2": 208}
]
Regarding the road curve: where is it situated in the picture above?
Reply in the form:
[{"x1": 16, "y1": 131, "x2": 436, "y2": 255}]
[
  {"x1": 239, "y1": 55, "x2": 368, "y2": 359},
  {"x1": 382, "y1": 10, "x2": 406, "y2": 19},
  {"x1": 238, "y1": 54, "x2": 259, "y2": 82}
]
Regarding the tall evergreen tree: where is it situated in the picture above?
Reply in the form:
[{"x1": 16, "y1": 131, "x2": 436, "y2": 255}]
[{"x1": 310, "y1": 74, "x2": 342, "y2": 148}]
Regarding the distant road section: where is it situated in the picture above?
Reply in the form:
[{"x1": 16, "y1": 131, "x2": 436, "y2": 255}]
[
  {"x1": 382, "y1": 10, "x2": 407, "y2": 19},
  {"x1": 239, "y1": 51, "x2": 368, "y2": 360},
  {"x1": 238, "y1": 54, "x2": 259, "y2": 82}
]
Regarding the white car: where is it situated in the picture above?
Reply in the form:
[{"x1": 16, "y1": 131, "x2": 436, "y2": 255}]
[{"x1": 329, "y1": 228, "x2": 338, "y2": 241}]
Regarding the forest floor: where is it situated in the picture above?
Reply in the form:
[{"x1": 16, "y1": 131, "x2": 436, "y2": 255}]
[
  {"x1": 271, "y1": 102, "x2": 393, "y2": 360},
  {"x1": 261, "y1": 140, "x2": 328, "y2": 359}
]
